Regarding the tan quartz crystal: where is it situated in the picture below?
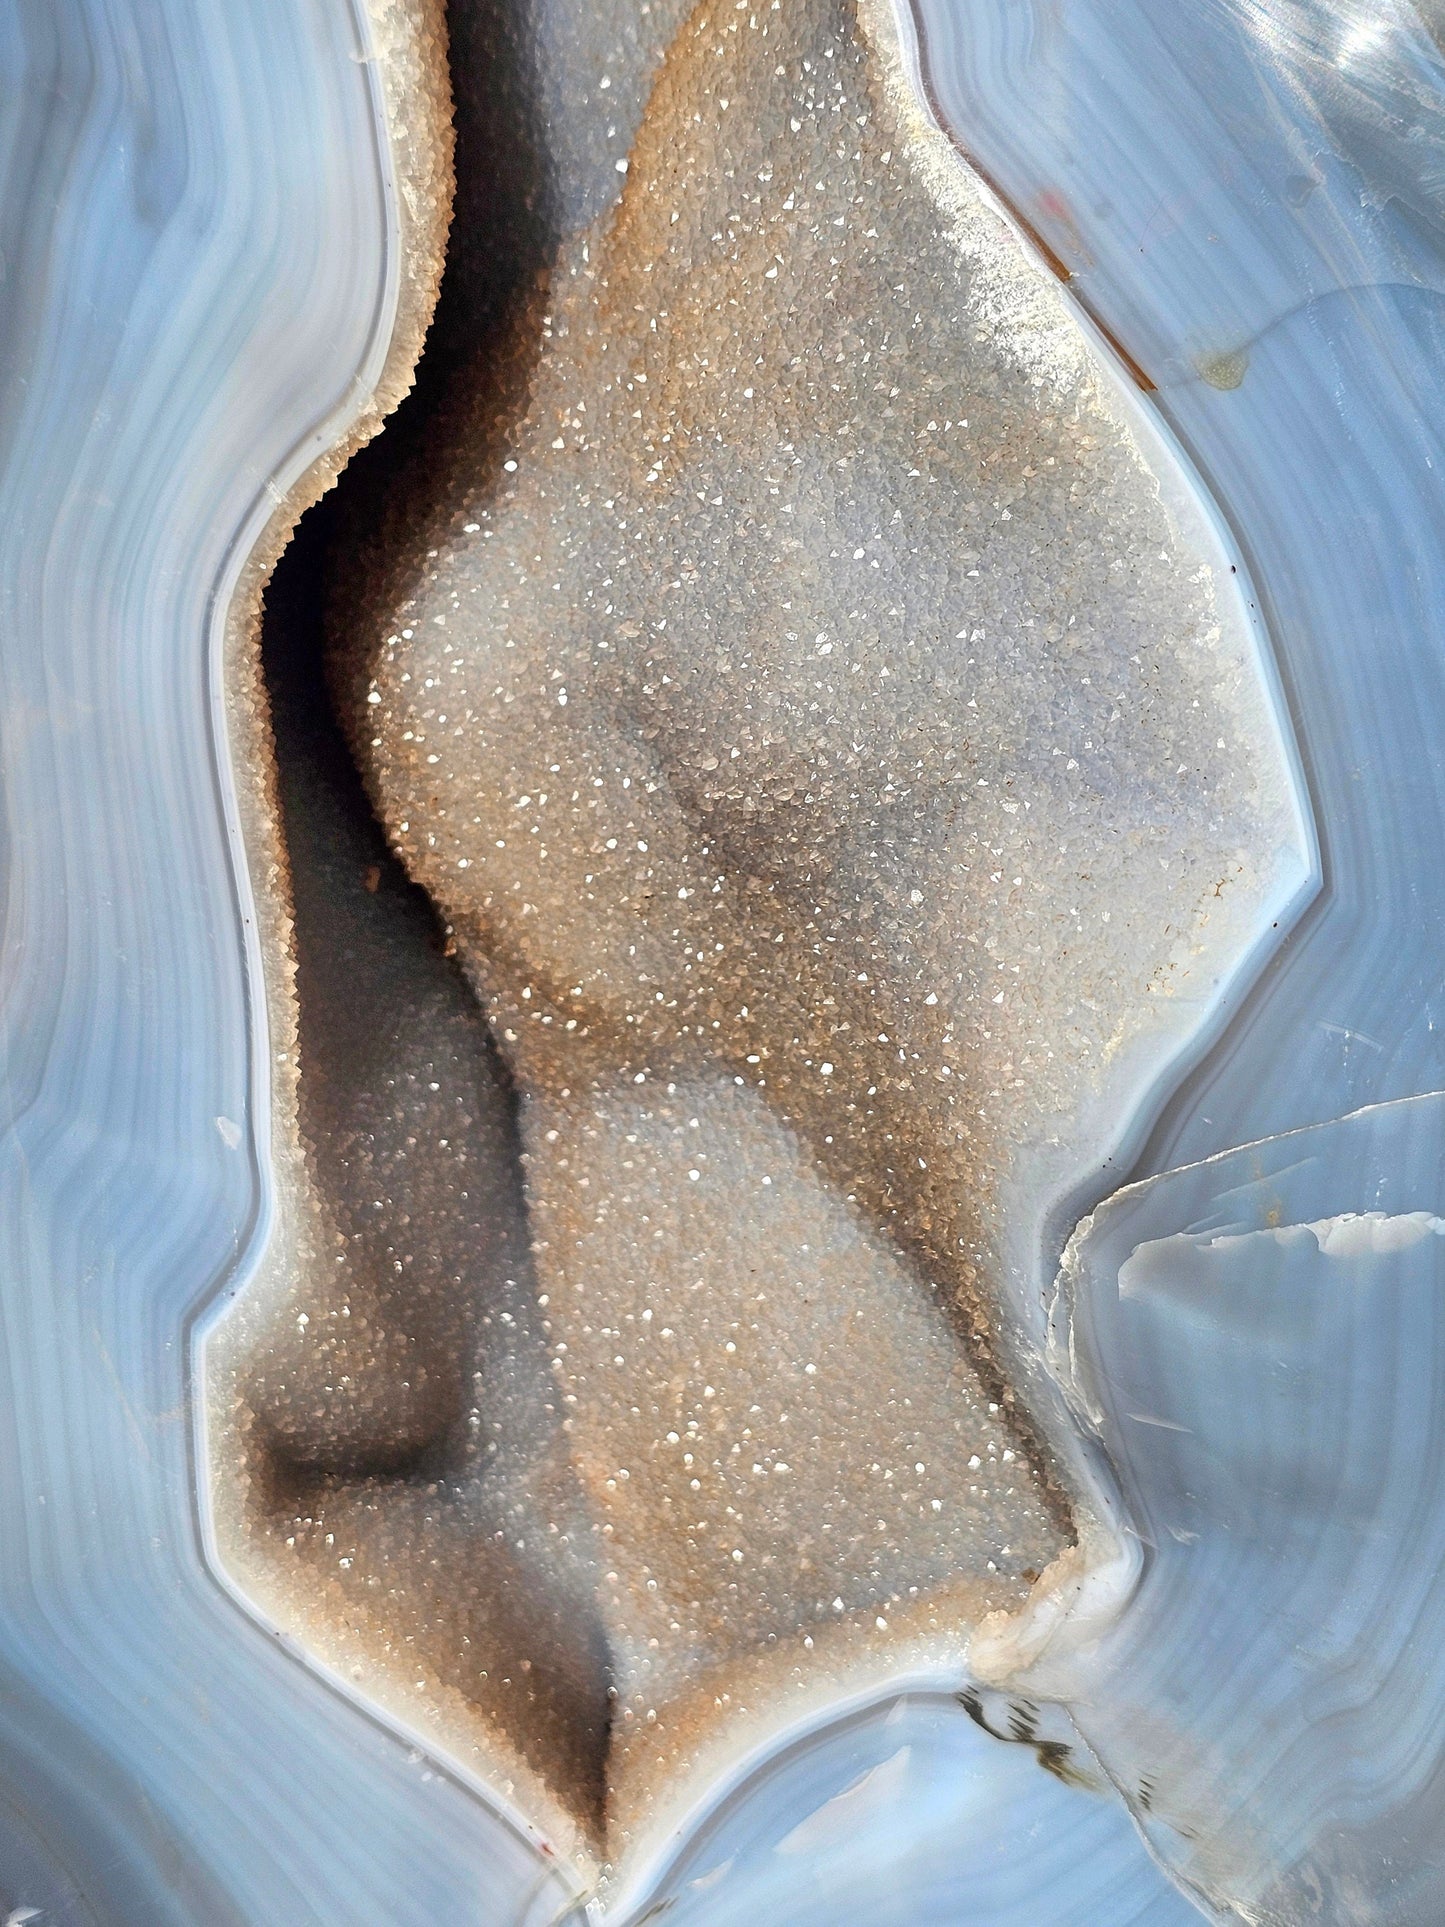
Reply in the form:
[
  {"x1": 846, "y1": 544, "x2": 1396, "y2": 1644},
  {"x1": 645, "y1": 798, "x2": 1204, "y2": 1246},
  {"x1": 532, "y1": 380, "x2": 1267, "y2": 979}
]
[{"x1": 215, "y1": 0, "x2": 1303, "y2": 1885}]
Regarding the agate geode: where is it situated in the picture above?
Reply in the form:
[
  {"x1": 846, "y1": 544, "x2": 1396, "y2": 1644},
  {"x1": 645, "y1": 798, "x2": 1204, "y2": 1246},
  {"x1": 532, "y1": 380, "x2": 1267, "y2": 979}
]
[
  {"x1": 210, "y1": 0, "x2": 1312, "y2": 1899},
  {"x1": 6, "y1": 0, "x2": 1444, "y2": 1920}
]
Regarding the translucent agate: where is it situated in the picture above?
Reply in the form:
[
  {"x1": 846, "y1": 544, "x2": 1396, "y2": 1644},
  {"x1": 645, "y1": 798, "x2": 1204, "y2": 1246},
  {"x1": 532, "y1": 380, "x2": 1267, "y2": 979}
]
[{"x1": 21, "y1": 0, "x2": 1440, "y2": 1913}]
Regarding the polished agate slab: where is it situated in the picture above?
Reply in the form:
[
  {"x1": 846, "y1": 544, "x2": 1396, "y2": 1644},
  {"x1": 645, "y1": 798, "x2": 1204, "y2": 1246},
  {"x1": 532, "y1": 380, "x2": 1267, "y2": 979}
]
[
  {"x1": 206, "y1": 0, "x2": 1310, "y2": 1897},
  {"x1": 910, "y1": 0, "x2": 1445, "y2": 1918},
  {"x1": 0, "y1": 1, "x2": 574, "y2": 1923},
  {"x1": 6, "y1": 0, "x2": 1443, "y2": 1920}
]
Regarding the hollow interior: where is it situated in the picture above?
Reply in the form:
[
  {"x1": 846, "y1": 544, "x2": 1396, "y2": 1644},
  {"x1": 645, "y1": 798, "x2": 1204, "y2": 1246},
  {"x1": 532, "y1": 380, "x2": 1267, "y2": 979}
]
[
  {"x1": 234, "y1": 0, "x2": 1057, "y2": 1848},
  {"x1": 215, "y1": 0, "x2": 1296, "y2": 1871}
]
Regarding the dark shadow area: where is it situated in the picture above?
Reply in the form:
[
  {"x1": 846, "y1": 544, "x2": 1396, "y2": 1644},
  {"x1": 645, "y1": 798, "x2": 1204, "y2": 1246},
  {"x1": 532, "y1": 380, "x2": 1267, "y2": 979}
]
[
  {"x1": 257, "y1": 492, "x2": 503, "y2": 1483},
  {"x1": 329, "y1": 0, "x2": 566, "y2": 666},
  {"x1": 244, "y1": 481, "x2": 614, "y2": 1833},
  {"x1": 327, "y1": 0, "x2": 692, "y2": 686}
]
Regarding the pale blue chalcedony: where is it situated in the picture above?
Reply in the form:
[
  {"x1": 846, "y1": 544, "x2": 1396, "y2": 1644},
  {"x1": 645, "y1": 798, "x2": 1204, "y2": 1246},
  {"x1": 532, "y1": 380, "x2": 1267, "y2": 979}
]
[
  {"x1": 613, "y1": 1688, "x2": 1197, "y2": 1926},
  {"x1": 7, "y1": 0, "x2": 1445, "y2": 1922},
  {"x1": 1044, "y1": 1093, "x2": 1445, "y2": 1924},
  {"x1": 0, "y1": 2, "x2": 573, "y2": 1921},
  {"x1": 904, "y1": 0, "x2": 1445, "y2": 1918}
]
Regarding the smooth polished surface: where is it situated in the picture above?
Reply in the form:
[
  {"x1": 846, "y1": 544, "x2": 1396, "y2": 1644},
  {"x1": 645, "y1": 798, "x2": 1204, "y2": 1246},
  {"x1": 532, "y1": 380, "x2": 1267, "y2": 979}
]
[
  {"x1": 15, "y1": 0, "x2": 1445, "y2": 1918},
  {"x1": 614, "y1": 1685, "x2": 1200, "y2": 1927},
  {"x1": 910, "y1": 0, "x2": 1445, "y2": 1917},
  {"x1": 1047, "y1": 1094, "x2": 1445, "y2": 1923}
]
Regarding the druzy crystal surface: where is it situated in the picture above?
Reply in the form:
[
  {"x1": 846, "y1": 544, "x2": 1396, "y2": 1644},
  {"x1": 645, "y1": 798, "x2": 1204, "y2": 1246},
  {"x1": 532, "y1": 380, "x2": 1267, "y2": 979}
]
[{"x1": 6, "y1": 0, "x2": 1445, "y2": 1921}]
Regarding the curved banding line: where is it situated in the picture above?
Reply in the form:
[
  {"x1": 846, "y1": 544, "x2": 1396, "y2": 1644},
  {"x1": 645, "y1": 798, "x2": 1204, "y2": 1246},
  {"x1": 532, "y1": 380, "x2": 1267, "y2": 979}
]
[{"x1": 907, "y1": 0, "x2": 1445, "y2": 1915}]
